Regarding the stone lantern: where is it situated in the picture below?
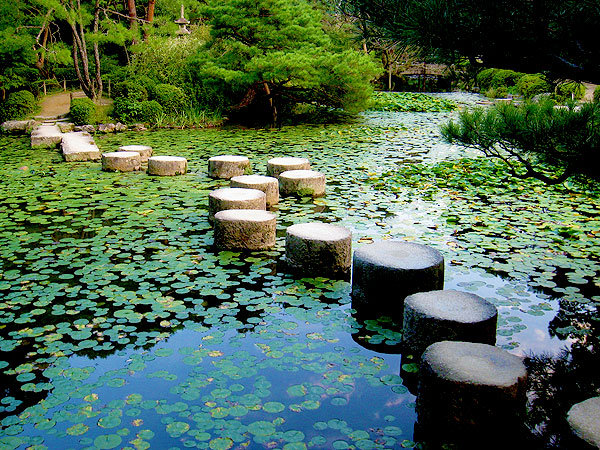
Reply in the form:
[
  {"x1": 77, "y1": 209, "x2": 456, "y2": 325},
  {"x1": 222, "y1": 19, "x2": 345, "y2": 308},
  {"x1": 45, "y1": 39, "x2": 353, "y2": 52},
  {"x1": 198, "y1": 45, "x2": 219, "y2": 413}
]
[{"x1": 175, "y1": 5, "x2": 191, "y2": 35}]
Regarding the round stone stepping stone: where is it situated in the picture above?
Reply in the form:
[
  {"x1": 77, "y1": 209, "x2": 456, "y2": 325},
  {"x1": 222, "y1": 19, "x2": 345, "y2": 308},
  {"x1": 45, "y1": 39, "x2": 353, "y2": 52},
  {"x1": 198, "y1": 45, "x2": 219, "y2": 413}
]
[
  {"x1": 208, "y1": 155, "x2": 251, "y2": 179},
  {"x1": 266, "y1": 157, "x2": 310, "y2": 178},
  {"x1": 102, "y1": 151, "x2": 141, "y2": 172},
  {"x1": 285, "y1": 222, "x2": 352, "y2": 278},
  {"x1": 230, "y1": 175, "x2": 279, "y2": 207},
  {"x1": 417, "y1": 341, "x2": 528, "y2": 445},
  {"x1": 567, "y1": 397, "x2": 600, "y2": 448},
  {"x1": 402, "y1": 289, "x2": 498, "y2": 357},
  {"x1": 208, "y1": 187, "x2": 266, "y2": 222},
  {"x1": 351, "y1": 240, "x2": 444, "y2": 321},
  {"x1": 214, "y1": 209, "x2": 276, "y2": 250},
  {"x1": 279, "y1": 170, "x2": 325, "y2": 197},
  {"x1": 119, "y1": 145, "x2": 153, "y2": 162},
  {"x1": 147, "y1": 156, "x2": 187, "y2": 176}
]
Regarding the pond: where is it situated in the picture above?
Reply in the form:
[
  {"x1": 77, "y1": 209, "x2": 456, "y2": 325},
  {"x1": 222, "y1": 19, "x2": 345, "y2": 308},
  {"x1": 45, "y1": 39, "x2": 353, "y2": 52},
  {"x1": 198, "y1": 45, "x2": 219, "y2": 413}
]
[{"x1": 0, "y1": 92, "x2": 598, "y2": 450}]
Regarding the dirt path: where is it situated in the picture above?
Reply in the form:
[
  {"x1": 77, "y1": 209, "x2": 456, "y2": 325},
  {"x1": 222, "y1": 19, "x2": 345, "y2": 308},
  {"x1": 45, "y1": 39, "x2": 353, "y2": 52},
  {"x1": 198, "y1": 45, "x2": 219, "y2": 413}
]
[
  {"x1": 37, "y1": 91, "x2": 73, "y2": 119},
  {"x1": 582, "y1": 82, "x2": 597, "y2": 102}
]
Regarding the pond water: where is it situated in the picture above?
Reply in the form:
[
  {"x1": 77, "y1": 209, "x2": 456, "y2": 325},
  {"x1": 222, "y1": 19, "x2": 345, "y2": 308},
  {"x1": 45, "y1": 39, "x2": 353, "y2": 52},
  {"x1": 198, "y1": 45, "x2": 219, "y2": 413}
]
[{"x1": 1, "y1": 93, "x2": 598, "y2": 450}]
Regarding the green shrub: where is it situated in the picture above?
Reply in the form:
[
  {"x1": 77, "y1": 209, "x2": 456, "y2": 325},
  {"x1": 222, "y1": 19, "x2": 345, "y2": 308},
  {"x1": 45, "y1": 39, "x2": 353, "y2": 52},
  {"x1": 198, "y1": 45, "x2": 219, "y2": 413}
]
[
  {"x1": 113, "y1": 81, "x2": 148, "y2": 101},
  {"x1": 112, "y1": 98, "x2": 143, "y2": 123},
  {"x1": 139, "y1": 100, "x2": 163, "y2": 122},
  {"x1": 516, "y1": 74, "x2": 551, "y2": 99},
  {"x1": 555, "y1": 81, "x2": 585, "y2": 101},
  {"x1": 476, "y1": 68, "x2": 499, "y2": 90},
  {"x1": 153, "y1": 84, "x2": 187, "y2": 114},
  {"x1": 594, "y1": 86, "x2": 600, "y2": 103},
  {"x1": 133, "y1": 76, "x2": 157, "y2": 99},
  {"x1": 484, "y1": 86, "x2": 509, "y2": 99},
  {"x1": 1, "y1": 90, "x2": 36, "y2": 121},
  {"x1": 490, "y1": 69, "x2": 523, "y2": 89},
  {"x1": 69, "y1": 98, "x2": 96, "y2": 125}
]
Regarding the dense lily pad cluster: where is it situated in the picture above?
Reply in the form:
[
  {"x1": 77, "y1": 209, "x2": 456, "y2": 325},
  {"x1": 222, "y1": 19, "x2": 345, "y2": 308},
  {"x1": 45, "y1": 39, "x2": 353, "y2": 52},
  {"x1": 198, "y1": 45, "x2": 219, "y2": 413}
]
[{"x1": 0, "y1": 92, "x2": 596, "y2": 449}]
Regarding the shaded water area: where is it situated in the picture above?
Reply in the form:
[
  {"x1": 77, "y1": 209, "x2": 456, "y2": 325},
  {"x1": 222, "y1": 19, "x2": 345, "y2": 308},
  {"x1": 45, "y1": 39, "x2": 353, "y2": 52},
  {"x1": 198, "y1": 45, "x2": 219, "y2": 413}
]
[{"x1": 1, "y1": 93, "x2": 598, "y2": 449}]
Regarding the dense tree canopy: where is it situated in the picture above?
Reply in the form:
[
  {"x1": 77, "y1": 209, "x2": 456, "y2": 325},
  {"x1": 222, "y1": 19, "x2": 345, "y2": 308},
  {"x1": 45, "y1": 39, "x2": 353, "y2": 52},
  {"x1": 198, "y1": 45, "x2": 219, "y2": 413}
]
[
  {"x1": 342, "y1": 0, "x2": 600, "y2": 83},
  {"x1": 189, "y1": 0, "x2": 381, "y2": 125}
]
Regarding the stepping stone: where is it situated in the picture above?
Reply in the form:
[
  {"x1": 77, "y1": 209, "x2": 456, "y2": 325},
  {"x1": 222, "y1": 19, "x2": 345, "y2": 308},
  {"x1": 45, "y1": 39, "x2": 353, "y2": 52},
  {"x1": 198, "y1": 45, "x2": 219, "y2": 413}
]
[
  {"x1": 147, "y1": 156, "x2": 188, "y2": 176},
  {"x1": 208, "y1": 155, "x2": 251, "y2": 179},
  {"x1": 214, "y1": 209, "x2": 276, "y2": 250},
  {"x1": 285, "y1": 222, "x2": 352, "y2": 278},
  {"x1": 102, "y1": 151, "x2": 141, "y2": 172},
  {"x1": 230, "y1": 175, "x2": 279, "y2": 207},
  {"x1": 2, "y1": 120, "x2": 36, "y2": 134},
  {"x1": 417, "y1": 341, "x2": 528, "y2": 445},
  {"x1": 402, "y1": 289, "x2": 498, "y2": 357},
  {"x1": 351, "y1": 240, "x2": 444, "y2": 321},
  {"x1": 279, "y1": 170, "x2": 325, "y2": 197},
  {"x1": 567, "y1": 397, "x2": 600, "y2": 448},
  {"x1": 119, "y1": 145, "x2": 153, "y2": 162},
  {"x1": 31, "y1": 124, "x2": 62, "y2": 148},
  {"x1": 267, "y1": 157, "x2": 311, "y2": 178},
  {"x1": 208, "y1": 188, "x2": 266, "y2": 222},
  {"x1": 61, "y1": 132, "x2": 101, "y2": 162}
]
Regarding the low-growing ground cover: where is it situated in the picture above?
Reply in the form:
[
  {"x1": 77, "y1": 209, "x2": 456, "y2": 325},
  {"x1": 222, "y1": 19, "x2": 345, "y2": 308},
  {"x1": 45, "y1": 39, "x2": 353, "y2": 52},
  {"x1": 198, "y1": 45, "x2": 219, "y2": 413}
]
[{"x1": 0, "y1": 93, "x2": 597, "y2": 449}]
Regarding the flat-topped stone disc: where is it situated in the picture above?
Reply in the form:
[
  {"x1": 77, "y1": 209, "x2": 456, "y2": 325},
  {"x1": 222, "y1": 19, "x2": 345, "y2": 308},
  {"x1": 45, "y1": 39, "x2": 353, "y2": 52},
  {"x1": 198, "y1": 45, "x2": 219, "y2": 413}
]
[
  {"x1": 208, "y1": 187, "x2": 266, "y2": 222},
  {"x1": 286, "y1": 222, "x2": 352, "y2": 278},
  {"x1": 230, "y1": 175, "x2": 279, "y2": 207},
  {"x1": 119, "y1": 145, "x2": 153, "y2": 161},
  {"x1": 267, "y1": 157, "x2": 311, "y2": 178},
  {"x1": 351, "y1": 240, "x2": 444, "y2": 321},
  {"x1": 402, "y1": 289, "x2": 498, "y2": 356},
  {"x1": 147, "y1": 156, "x2": 187, "y2": 176},
  {"x1": 214, "y1": 209, "x2": 276, "y2": 250},
  {"x1": 416, "y1": 341, "x2": 528, "y2": 446},
  {"x1": 102, "y1": 151, "x2": 141, "y2": 172},
  {"x1": 567, "y1": 397, "x2": 600, "y2": 448},
  {"x1": 208, "y1": 155, "x2": 251, "y2": 179},
  {"x1": 279, "y1": 169, "x2": 325, "y2": 197}
]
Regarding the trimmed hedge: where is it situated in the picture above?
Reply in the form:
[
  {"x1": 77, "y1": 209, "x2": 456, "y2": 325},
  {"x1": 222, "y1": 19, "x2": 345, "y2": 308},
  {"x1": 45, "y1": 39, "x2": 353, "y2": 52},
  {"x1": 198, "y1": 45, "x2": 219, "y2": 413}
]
[
  {"x1": 153, "y1": 84, "x2": 187, "y2": 114},
  {"x1": 1, "y1": 90, "x2": 36, "y2": 121},
  {"x1": 476, "y1": 68, "x2": 498, "y2": 91},
  {"x1": 140, "y1": 100, "x2": 163, "y2": 122},
  {"x1": 517, "y1": 74, "x2": 551, "y2": 99},
  {"x1": 113, "y1": 81, "x2": 148, "y2": 101},
  {"x1": 70, "y1": 98, "x2": 96, "y2": 125},
  {"x1": 490, "y1": 69, "x2": 523, "y2": 89}
]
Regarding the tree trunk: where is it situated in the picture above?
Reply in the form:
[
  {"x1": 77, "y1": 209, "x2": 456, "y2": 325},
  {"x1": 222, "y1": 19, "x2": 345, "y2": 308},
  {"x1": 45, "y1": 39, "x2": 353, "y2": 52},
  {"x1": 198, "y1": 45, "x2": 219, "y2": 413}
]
[
  {"x1": 263, "y1": 82, "x2": 277, "y2": 127},
  {"x1": 70, "y1": 0, "x2": 102, "y2": 101},
  {"x1": 127, "y1": 0, "x2": 138, "y2": 44},
  {"x1": 143, "y1": 0, "x2": 156, "y2": 40}
]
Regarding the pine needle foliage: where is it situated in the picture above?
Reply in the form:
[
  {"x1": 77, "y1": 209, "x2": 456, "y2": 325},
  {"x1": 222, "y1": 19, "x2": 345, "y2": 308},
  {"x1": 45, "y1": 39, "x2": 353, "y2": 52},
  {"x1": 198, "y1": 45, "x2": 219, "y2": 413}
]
[{"x1": 442, "y1": 100, "x2": 600, "y2": 184}]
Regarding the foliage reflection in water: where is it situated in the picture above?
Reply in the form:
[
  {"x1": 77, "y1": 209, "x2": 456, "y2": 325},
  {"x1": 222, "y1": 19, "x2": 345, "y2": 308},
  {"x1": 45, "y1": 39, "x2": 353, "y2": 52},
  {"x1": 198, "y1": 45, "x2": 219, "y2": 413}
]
[{"x1": 0, "y1": 93, "x2": 598, "y2": 449}]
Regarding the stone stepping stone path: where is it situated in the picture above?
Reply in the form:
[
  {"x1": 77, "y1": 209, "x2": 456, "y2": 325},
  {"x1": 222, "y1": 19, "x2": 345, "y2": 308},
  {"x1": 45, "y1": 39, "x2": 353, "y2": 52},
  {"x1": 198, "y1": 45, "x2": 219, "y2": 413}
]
[
  {"x1": 285, "y1": 222, "x2": 352, "y2": 278},
  {"x1": 208, "y1": 155, "x2": 251, "y2": 179},
  {"x1": 214, "y1": 209, "x2": 276, "y2": 250},
  {"x1": 402, "y1": 289, "x2": 498, "y2": 357},
  {"x1": 230, "y1": 175, "x2": 279, "y2": 207},
  {"x1": 119, "y1": 145, "x2": 153, "y2": 162},
  {"x1": 279, "y1": 169, "x2": 326, "y2": 197},
  {"x1": 148, "y1": 156, "x2": 188, "y2": 176},
  {"x1": 102, "y1": 151, "x2": 141, "y2": 172},
  {"x1": 417, "y1": 341, "x2": 528, "y2": 445},
  {"x1": 208, "y1": 187, "x2": 266, "y2": 222},
  {"x1": 351, "y1": 240, "x2": 444, "y2": 321},
  {"x1": 267, "y1": 156, "x2": 311, "y2": 178},
  {"x1": 1, "y1": 120, "x2": 36, "y2": 133},
  {"x1": 567, "y1": 397, "x2": 600, "y2": 448},
  {"x1": 31, "y1": 124, "x2": 63, "y2": 148},
  {"x1": 61, "y1": 132, "x2": 101, "y2": 162}
]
